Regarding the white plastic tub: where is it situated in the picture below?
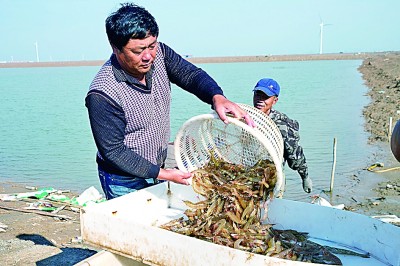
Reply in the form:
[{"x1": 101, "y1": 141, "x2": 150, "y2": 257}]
[{"x1": 80, "y1": 182, "x2": 400, "y2": 266}]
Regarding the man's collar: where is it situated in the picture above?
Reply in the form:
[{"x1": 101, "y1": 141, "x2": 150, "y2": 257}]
[
  {"x1": 110, "y1": 54, "x2": 153, "y2": 89},
  {"x1": 268, "y1": 109, "x2": 277, "y2": 117}
]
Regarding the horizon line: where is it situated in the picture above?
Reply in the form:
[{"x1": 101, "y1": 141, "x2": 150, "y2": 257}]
[{"x1": 1, "y1": 51, "x2": 398, "y2": 68}]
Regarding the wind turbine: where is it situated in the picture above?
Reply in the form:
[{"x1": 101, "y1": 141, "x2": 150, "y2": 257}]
[
  {"x1": 34, "y1": 41, "x2": 40, "y2": 62},
  {"x1": 319, "y1": 19, "x2": 332, "y2": 54}
]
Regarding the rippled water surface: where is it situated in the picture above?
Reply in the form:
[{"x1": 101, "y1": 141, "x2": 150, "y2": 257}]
[{"x1": 0, "y1": 60, "x2": 372, "y2": 200}]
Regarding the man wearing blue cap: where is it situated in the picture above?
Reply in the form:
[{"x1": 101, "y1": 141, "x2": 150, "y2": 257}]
[{"x1": 253, "y1": 78, "x2": 313, "y2": 194}]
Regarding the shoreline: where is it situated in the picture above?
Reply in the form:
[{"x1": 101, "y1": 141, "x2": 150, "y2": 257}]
[
  {"x1": 0, "y1": 51, "x2": 397, "y2": 68},
  {"x1": 345, "y1": 52, "x2": 400, "y2": 217}
]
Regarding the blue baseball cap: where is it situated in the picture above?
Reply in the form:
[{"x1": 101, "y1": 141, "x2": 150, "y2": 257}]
[{"x1": 253, "y1": 78, "x2": 280, "y2": 97}]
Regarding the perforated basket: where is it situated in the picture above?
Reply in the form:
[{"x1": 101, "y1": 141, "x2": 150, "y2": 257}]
[{"x1": 174, "y1": 103, "x2": 284, "y2": 195}]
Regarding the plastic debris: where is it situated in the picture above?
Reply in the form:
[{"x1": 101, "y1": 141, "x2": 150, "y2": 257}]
[
  {"x1": 1, "y1": 186, "x2": 105, "y2": 208},
  {"x1": 16, "y1": 187, "x2": 57, "y2": 199},
  {"x1": 56, "y1": 189, "x2": 71, "y2": 194},
  {"x1": 70, "y1": 236, "x2": 83, "y2": 244},
  {"x1": 371, "y1": 215, "x2": 400, "y2": 224},
  {"x1": 366, "y1": 162, "x2": 384, "y2": 171},
  {"x1": 310, "y1": 195, "x2": 345, "y2": 209},
  {"x1": 0, "y1": 194, "x2": 17, "y2": 201},
  {"x1": 47, "y1": 194, "x2": 71, "y2": 202},
  {"x1": 47, "y1": 187, "x2": 105, "y2": 207},
  {"x1": 25, "y1": 201, "x2": 58, "y2": 212},
  {"x1": 0, "y1": 221, "x2": 8, "y2": 232},
  {"x1": 75, "y1": 186, "x2": 105, "y2": 206}
]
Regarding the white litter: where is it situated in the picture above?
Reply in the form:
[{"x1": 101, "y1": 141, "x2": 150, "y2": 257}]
[
  {"x1": 310, "y1": 195, "x2": 345, "y2": 209},
  {"x1": 371, "y1": 214, "x2": 400, "y2": 224},
  {"x1": 76, "y1": 186, "x2": 103, "y2": 206}
]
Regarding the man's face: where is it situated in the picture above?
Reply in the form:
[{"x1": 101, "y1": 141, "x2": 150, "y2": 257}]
[
  {"x1": 113, "y1": 35, "x2": 158, "y2": 79},
  {"x1": 253, "y1": 91, "x2": 278, "y2": 115}
]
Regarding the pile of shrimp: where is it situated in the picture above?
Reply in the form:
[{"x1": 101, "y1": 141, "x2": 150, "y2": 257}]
[{"x1": 160, "y1": 156, "x2": 342, "y2": 265}]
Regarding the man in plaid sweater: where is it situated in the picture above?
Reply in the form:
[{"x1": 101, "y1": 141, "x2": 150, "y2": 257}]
[{"x1": 86, "y1": 3, "x2": 254, "y2": 199}]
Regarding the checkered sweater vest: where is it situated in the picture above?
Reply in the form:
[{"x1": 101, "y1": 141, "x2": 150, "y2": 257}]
[{"x1": 89, "y1": 48, "x2": 170, "y2": 166}]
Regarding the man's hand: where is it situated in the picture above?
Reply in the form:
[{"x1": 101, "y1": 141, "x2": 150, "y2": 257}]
[
  {"x1": 158, "y1": 168, "x2": 192, "y2": 185},
  {"x1": 302, "y1": 177, "x2": 313, "y2": 193},
  {"x1": 212, "y1": 94, "x2": 255, "y2": 127}
]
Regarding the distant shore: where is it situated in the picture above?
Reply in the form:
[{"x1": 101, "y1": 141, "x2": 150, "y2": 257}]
[{"x1": 0, "y1": 51, "x2": 396, "y2": 68}]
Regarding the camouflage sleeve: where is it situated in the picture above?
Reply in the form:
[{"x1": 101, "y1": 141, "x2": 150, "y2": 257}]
[{"x1": 274, "y1": 112, "x2": 308, "y2": 180}]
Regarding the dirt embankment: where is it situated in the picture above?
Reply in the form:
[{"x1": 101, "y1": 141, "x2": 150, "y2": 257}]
[
  {"x1": 348, "y1": 52, "x2": 400, "y2": 218},
  {"x1": 358, "y1": 52, "x2": 400, "y2": 142}
]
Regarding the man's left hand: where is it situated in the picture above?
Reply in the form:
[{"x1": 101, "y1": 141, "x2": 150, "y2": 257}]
[
  {"x1": 302, "y1": 177, "x2": 313, "y2": 193},
  {"x1": 212, "y1": 95, "x2": 255, "y2": 127}
]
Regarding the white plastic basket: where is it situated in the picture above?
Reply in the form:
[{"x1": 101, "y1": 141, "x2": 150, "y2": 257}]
[{"x1": 174, "y1": 103, "x2": 284, "y2": 195}]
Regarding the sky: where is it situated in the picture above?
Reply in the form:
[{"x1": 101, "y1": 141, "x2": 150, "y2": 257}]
[{"x1": 1, "y1": 0, "x2": 399, "y2": 62}]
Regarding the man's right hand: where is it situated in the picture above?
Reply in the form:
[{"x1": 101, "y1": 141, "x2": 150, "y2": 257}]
[
  {"x1": 212, "y1": 94, "x2": 255, "y2": 127},
  {"x1": 302, "y1": 177, "x2": 313, "y2": 193}
]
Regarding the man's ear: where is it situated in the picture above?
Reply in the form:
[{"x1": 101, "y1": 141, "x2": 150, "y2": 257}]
[
  {"x1": 111, "y1": 44, "x2": 119, "y2": 54},
  {"x1": 273, "y1": 97, "x2": 279, "y2": 104}
]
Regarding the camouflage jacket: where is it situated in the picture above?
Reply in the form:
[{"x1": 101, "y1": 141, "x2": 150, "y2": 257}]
[{"x1": 269, "y1": 109, "x2": 308, "y2": 180}]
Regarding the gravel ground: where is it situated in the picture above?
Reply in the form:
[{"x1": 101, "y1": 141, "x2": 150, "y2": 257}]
[{"x1": 0, "y1": 183, "x2": 99, "y2": 266}]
